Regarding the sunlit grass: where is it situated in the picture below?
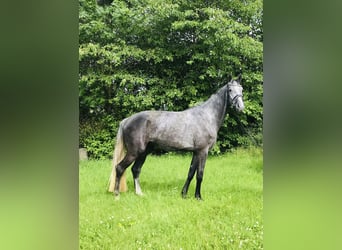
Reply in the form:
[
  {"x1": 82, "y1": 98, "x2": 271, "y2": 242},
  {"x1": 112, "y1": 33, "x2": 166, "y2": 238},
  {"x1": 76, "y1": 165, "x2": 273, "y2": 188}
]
[{"x1": 79, "y1": 148, "x2": 263, "y2": 249}]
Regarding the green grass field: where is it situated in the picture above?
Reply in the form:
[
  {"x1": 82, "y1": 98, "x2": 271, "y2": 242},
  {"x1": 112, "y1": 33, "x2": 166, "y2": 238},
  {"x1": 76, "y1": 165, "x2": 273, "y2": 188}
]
[{"x1": 79, "y1": 148, "x2": 263, "y2": 250}]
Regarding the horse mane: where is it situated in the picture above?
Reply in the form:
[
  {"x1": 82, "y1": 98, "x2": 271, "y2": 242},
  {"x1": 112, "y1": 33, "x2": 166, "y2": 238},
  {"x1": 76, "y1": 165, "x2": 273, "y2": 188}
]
[{"x1": 190, "y1": 84, "x2": 228, "y2": 110}]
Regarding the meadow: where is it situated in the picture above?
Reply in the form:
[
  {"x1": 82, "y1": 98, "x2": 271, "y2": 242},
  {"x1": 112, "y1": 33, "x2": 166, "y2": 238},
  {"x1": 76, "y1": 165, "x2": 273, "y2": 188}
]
[{"x1": 79, "y1": 148, "x2": 263, "y2": 249}]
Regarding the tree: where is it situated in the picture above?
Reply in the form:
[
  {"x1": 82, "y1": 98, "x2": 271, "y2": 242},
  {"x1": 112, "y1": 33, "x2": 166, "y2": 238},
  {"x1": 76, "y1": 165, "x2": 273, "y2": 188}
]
[{"x1": 79, "y1": 0, "x2": 263, "y2": 158}]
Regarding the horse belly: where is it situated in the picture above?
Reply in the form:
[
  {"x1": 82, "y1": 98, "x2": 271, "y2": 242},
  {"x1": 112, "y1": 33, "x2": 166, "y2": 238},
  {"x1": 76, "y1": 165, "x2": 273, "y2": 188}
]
[
  {"x1": 153, "y1": 133, "x2": 194, "y2": 151},
  {"x1": 149, "y1": 124, "x2": 195, "y2": 151}
]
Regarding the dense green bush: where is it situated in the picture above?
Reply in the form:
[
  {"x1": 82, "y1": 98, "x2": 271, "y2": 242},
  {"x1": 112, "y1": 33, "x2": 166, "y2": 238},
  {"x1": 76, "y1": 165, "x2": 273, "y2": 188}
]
[
  {"x1": 79, "y1": 0, "x2": 263, "y2": 159},
  {"x1": 79, "y1": 117, "x2": 118, "y2": 159}
]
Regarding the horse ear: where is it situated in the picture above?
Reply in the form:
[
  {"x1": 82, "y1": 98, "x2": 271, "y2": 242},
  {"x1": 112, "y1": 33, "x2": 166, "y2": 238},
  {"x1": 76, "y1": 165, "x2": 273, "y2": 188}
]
[
  {"x1": 228, "y1": 75, "x2": 233, "y2": 82},
  {"x1": 237, "y1": 73, "x2": 242, "y2": 83}
]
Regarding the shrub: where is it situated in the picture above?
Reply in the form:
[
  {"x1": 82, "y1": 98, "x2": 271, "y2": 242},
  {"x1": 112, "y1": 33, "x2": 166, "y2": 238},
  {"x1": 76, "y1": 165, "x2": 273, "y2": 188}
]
[{"x1": 80, "y1": 118, "x2": 116, "y2": 159}]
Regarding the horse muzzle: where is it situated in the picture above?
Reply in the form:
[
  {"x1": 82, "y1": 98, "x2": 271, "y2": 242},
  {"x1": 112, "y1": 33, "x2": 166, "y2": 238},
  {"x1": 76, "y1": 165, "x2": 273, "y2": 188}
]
[{"x1": 232, "y1": 95, "x2": 244, "y2": 112}]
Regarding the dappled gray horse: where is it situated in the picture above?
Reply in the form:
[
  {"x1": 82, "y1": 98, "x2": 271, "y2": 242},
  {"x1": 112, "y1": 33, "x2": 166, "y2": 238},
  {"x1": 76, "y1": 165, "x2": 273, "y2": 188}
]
[{"x1": 110, "y1": 75, "x2": 244, "y2": 200}]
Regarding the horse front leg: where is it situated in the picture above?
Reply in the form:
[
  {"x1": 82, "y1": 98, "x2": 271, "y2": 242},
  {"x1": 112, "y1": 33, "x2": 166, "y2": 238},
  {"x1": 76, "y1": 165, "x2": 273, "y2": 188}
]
[
  {"x1": 181, "y1": 153, "x2": 199, "y2": 198},
  {"x1": 194, "y1": 149, "x2": 208, "y2": 200}
]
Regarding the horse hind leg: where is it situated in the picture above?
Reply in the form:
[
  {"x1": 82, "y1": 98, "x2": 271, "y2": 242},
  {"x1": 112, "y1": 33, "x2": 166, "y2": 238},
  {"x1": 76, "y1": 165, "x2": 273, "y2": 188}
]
[
  {"x1": 114, "y1": 153, "x2": 136, "y2": 197},
  {"x1": 131, "y1": 152, "x2": 148, "y2": 196}
]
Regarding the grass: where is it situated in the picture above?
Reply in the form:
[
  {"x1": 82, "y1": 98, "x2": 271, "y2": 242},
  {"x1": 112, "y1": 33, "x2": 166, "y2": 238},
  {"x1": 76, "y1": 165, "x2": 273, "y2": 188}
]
[{"x1": 79, "y1": 148, "x2": 263, "y2": 249}]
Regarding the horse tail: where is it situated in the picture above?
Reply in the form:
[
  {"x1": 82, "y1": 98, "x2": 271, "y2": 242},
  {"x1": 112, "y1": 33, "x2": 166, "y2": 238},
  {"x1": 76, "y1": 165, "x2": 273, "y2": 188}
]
[{"x1": 108, "y1": 120, "x2": 128, "y2": 192}]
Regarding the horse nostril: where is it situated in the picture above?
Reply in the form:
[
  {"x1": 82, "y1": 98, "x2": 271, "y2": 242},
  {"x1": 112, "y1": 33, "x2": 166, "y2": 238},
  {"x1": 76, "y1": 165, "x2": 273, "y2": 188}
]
[{"x1": 237, "y1": 103, "x2": 244, "y2": 112}]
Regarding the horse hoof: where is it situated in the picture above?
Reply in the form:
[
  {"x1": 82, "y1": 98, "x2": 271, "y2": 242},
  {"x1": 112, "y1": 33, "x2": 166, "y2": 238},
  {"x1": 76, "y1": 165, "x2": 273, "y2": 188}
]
[
  {"x1": 135, "y1": 191, "x2": 143, "y2": 196},
  {"x1": 114, "y1": 193, "x2": 120, "y2": 201},
  {"x1": 195, "y1": 195, "x2": 202, "y2": 201}
]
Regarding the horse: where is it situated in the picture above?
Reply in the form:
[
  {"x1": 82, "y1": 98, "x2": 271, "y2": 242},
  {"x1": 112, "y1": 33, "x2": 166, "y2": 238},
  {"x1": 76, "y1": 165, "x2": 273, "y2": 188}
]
[{"x1": 108, "y1": 75, "x2": 245, "y2": 200}]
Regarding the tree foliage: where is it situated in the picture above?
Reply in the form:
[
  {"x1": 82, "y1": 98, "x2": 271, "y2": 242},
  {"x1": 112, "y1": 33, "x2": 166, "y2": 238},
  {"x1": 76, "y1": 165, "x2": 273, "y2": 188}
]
[{"x1": 79, "y1": 0, "x2": 263, "y2": 159}]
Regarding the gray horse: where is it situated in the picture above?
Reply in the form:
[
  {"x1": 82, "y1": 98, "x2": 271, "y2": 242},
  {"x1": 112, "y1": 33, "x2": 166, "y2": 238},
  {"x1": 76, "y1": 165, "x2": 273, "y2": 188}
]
[{"x1": 108, "y1": 75, "x2": 244, "y2": 200}]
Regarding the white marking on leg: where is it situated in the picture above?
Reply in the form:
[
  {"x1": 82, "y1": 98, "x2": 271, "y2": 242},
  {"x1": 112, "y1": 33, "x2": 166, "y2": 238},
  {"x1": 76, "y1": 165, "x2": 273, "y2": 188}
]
[{"x1": 134, "y1": 178, "x2": 143, "y2": 196}]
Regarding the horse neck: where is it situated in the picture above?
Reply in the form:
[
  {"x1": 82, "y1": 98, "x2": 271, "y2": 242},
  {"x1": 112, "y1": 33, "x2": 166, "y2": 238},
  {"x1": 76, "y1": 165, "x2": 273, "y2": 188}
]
[{"x1": 201, "y1": 85, "x2": 228, "y2": 131}]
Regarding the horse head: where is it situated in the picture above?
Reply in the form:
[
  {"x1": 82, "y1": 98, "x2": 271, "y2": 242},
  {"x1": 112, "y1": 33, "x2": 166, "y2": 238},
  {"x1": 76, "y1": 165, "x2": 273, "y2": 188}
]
[{"x1": 227, "y1": 74, "x2": 245, "y2": 112}]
